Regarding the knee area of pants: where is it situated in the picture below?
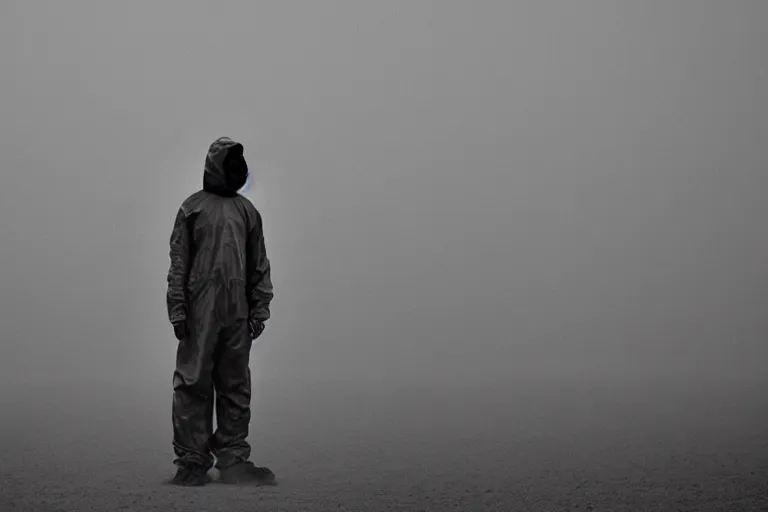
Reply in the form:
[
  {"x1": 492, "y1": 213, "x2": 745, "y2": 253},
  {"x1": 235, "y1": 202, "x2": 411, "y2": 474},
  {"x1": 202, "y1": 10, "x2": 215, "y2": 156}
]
[{"x1": 173, "y1": 379, "x2": 214, "y2": 397}]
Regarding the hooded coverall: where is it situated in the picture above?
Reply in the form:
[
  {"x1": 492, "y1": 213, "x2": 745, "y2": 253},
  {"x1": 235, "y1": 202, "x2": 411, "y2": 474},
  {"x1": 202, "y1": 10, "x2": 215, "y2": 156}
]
[{"x1": 166, "y1": 137, "x2": 273, "y2": 471}]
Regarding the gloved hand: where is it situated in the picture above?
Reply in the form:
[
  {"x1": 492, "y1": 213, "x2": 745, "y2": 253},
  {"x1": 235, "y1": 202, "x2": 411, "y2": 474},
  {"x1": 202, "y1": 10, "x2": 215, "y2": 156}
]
[
  {"x1": 172, "y1": 320, "x2": 189, "y2": 341},
  {"x1": 249, "y1": 319, "x2": 265, "y2": 340}
]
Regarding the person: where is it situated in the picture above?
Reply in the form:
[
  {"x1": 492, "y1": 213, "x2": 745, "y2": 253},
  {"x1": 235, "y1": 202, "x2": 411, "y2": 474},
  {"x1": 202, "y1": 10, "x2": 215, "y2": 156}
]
[{"x1": 165, "y1": 137, "x2": 275, "y2": 486}]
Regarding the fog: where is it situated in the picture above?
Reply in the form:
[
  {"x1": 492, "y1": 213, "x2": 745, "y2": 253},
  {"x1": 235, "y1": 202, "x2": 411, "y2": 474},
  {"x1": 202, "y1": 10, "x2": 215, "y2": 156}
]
[{"x1": 1, "y1": 0, "x2": 766, "y2": 436}]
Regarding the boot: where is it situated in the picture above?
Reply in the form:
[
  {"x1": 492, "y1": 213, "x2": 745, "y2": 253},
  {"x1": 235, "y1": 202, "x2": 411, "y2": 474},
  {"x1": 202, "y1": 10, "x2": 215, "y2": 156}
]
[{"x1": 217, "y1": 461, "x2": 276, "y2": 485}]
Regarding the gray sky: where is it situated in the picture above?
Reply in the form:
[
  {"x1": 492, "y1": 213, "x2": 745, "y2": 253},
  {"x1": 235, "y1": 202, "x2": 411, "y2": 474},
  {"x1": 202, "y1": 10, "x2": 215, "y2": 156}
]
[{"x1": 1, "y1": 0, "x2": 766, "y2": 396}]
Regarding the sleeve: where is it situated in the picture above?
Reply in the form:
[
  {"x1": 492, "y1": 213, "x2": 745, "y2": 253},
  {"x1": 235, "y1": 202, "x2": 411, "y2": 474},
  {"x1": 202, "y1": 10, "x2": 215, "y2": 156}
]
[
  {"x1": 246, "y1": 210, "x2": 274, "y2": 323},
  {"x1": 166, "y1": 207, "x2": 191, "y2": 325}
]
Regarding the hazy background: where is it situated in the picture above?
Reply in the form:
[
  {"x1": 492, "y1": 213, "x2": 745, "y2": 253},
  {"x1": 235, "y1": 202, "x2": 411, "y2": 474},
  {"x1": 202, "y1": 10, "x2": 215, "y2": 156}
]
[{"x1": 1, "y1": 1, "x2": 766, "y2": 509}]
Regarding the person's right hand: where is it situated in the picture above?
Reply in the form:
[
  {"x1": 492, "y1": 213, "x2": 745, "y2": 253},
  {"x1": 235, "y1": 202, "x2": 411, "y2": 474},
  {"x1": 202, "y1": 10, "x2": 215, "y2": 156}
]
[{"x1": 172, "y1": 320, "x2": 189, "y2": 341}]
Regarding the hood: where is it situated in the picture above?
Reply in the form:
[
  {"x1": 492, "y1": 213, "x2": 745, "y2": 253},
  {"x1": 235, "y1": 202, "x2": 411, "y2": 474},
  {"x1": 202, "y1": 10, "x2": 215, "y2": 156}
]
[{"x1": 203, "y1": 137, "x2": 249, "y2": 197}]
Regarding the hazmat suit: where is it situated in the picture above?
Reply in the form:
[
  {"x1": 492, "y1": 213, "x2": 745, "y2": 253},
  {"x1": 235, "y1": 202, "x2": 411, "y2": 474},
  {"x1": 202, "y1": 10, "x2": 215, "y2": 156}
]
[{"x1": 165, "y1": 137, "x2": 274, "y2": 485}]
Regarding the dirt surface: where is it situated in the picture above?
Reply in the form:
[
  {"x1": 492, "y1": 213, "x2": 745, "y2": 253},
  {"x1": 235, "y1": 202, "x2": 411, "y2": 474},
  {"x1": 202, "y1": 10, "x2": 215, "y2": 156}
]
[{"x1": 2, "y1": 372, "x2": 766, "y2": 512}]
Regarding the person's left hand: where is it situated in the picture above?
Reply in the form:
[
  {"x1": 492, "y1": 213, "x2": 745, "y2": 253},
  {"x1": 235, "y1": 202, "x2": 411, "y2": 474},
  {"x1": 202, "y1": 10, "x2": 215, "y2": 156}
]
[{"x1": 249, "y1": 319, "x2": 265, "y2": 340}]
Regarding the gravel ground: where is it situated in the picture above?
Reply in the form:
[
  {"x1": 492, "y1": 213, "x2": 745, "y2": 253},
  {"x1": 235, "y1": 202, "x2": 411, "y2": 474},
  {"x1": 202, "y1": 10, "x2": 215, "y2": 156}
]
[{"x1": 2, "y1": 372, "x2": 766, "y2": 512}]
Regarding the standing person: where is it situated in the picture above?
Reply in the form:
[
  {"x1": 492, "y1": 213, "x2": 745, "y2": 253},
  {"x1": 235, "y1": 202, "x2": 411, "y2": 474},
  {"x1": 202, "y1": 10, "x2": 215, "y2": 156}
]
[{"x1": 165, "y1": 137, "x2": 275, "y2": 486}]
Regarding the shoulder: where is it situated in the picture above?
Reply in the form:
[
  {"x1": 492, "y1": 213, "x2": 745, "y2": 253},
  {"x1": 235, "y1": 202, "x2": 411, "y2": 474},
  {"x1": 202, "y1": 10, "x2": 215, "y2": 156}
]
[
  {"x1": 179, "y1": 190, "x2": 210, "y2": 214},
  {"x1": 236, "y1": 194, "x2": 262, "y2": 217},
  {"x1": 234, "y1": 194, "x2": 264, "y2": 230}
]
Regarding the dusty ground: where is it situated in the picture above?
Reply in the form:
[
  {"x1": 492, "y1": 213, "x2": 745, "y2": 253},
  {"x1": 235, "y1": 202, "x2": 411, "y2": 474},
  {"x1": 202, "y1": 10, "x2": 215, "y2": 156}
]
[{"x1": 2, "y1": 369, "x2": 766, "y2": 512}]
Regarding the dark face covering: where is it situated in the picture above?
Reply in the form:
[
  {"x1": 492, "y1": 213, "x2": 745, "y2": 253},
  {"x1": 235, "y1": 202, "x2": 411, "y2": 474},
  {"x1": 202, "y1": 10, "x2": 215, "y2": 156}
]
[
  {"x1": 203, "y1": 137, "x2": 249, "y2": 197},
  {"x1": 224, "y1": 151, "x2": 249, "y2": 193}
]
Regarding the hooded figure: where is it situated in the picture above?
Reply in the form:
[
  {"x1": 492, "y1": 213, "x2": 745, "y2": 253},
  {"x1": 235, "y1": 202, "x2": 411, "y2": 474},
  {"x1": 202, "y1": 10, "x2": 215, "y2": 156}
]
[{"x1": 166, "y1": 137, "x2": 275, "y2": 486}]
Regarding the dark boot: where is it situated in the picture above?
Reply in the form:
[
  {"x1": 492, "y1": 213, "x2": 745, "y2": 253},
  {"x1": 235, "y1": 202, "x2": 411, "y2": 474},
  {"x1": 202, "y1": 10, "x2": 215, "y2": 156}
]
[
  {"x1": 218, "y1": 461, "x2": 277, "y2": 485},
  {"x1": 169, "y1": 464, "x2": 212, "y2": 487}
]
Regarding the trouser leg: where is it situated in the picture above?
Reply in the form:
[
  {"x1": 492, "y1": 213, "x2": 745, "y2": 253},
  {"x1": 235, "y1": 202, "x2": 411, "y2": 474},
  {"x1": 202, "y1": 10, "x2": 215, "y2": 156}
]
[
  {"x1": 210, "y1": 320, "x2": 253, "y2": 469},
  {"x1": 171, "y1": 315, "x2": 218, "y2": 470}
]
